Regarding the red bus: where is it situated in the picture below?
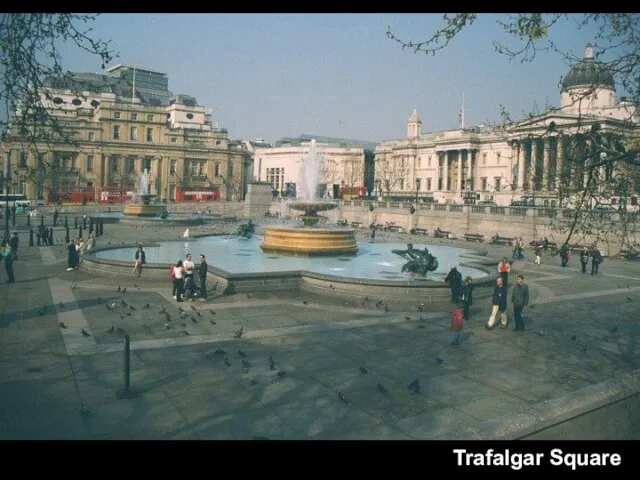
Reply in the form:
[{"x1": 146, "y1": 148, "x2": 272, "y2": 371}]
[{"x1": 175, "y1": 187, "x2": 220, "y2": 202}]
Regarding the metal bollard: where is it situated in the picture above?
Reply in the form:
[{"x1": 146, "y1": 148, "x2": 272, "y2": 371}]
[
  {"x1": 27, "y1": 215, "x2": 30, "y2": 227},
  {"x1": 116, "y1": 334, "x2": 138, "y2": 399},
  {"x1": 29, "y1": 228, "x2": 34, "y2": 247}
]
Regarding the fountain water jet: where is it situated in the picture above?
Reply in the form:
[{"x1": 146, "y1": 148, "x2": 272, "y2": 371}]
[
  {"x1": 123, "y1": 169, "x2": 166, "y2": 218},
  {"x1": 260, "y1": 139, "x2": 358, "y2": 256}
]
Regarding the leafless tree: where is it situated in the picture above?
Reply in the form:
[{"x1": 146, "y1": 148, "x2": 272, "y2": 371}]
[{"x1": 376, "y1": 155, "x2": 409, "y2": 200}]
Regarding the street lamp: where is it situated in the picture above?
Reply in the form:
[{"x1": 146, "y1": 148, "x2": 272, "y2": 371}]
[{"x1": 12, "y1": 181, "x2": 17, "y2": 226}]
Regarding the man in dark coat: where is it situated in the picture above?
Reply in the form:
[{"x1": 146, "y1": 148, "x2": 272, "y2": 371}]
[
  {"x1": 486, "y1": 277, "x2": 508, "y2": 329},
  {"x1": 511, "y1": 274, "x2": 530, "y2": 331},
  {"x1": 591, "y1": 248, "x2": 603, "y2": 275},
  {"x1": 9, "y1": 232, "x2": 19, "y2": 261},
  {"x1": 444, "y1": 266, "x2": 463, "y2": 303},
  {"x1": 460, "y1": 276, "x2": 474, "y2": 320},
  {"x1": 198, "y1": 254, "x2": 208, "y2": 301}
]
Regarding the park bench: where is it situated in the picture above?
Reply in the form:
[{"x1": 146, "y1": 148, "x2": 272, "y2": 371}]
[
  {"x1": 410, "y1": 227, "x2": 429, "y2": 236},
  {"x1": 350, "y1": 221, "x2": 363, "y2": 228},
  {"x1": 388, "y1": 225, "x2": 405, "y2": 233},
  {"x1": 490, "y1": 235, "x2": 515, "y2": 246},
  {"x1": 433, "y1": 229, "x2": 452, "y2": 239},
  {"x1": 464, "y1": 233, "x2": 485, "y2": 242},
  {"x1": 617, "y1": 249, "x2": 639, "y2": 260}
]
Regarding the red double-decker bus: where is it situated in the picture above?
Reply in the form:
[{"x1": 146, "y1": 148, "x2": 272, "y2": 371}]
[{"x1": 175, "y1": 187, "x2": 220, "y2": 202}]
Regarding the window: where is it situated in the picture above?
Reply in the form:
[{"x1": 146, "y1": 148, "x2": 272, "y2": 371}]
[
  {"x1": 496, "y1": 152, "x2": 501, "y2": 164},
  {"x1": 19, "y1": 178, "x2": 26, "y2": 195},
  {"x1": 426, "y1": 178, "x2": 432, "y2": 191},
  {"x1": 266, "y1": 167, "x2": 285, "y2": 193},
  {"x1": 146, "y1": 128, "x2": 153, "y2": 142},
  {"x1": 399, "y1": 179, "x2": 404, "y2": 190},
  {"x1": 147, "y1": 114, "x2": 154, "y2": 122},
  {"x1": 86, "y1": 155, "x2": 94, "y2": 172},
  {"x1": 494, "y1": 177, "x2": 501, "y2": 191},
  {"x1": 131, "y1": 113, "x2": 138, "y2": 121},
  {"x1": 37, "y1": 153, "x2": 45, "y2": 168},
  {"x1": 113, "y1": 125, "x2": 120, "y2": 140},
  {"x1": 415, "y1": 178, "x2": 421, "y2": 191},
  {"x1": 186, "y1": 113, "x2": 194, "y2": 119},
  {"x1": 144, "y1": 157, "x2": 152, "y2": 172},
  {"x1": 481, "y1": 177, "x2": 488, "y2": 190},
  {"x1": 215, "y1": 140, "x2": 221, "y2": 146},
  {"x1": 214, "y1": 163, "x2": 220, "y2": 176},
  {"x1": 110, "y1": 156, "x2": 118, "y2": 173},
  {"x1": 170, "y1": 160, "x2": 177, "y2": 175},
  {"x1": 417, "y1": 157, "x2": 421, "y2": 168},
  {"x1": 90, "y1": 100, "x2": 100, "y2": 108},
  {"x1": 72, "y1": 98, "x2": 82, "y2": 106},
  {"x1": 19, "y1": 151, "x2": 27, "y2": 167},
  {"x1": 113, "y1": 111, "x2": 121, "y2": 119},
  {"x1": 189, "y1": 160, "x2": 203, "y2": 176},
  {"x1": 482, "y1": 153, "x2": 487, "y2": 165},
  {"x1": 88, "y1": 131, "x2": 95, "y2": 141},
  {"x1": 128, "y1": 157, "x2": 136, "y2": 174},
  {"x1": 169, "y1": 184, "x2": 175, "y2": 200},
  {"x1": 130, "y1": 126, "x2": 137, "y2": 141},
  {"x1": 171, "y1": 137, "x2": 177, "y2": 143},
  {"x1": 428, "y1": 156, "x2": 431, "y2": 167}
]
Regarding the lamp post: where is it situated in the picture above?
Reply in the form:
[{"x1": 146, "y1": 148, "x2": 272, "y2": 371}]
[
  {"x1": 12, "y1": 181, "x2": 17, "y2": 226},
  {"x1": 340, "y1": 180, "x2": 345, "y2": 200}
]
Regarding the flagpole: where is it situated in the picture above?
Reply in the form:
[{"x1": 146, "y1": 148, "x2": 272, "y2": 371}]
[
  {"x1": 461, "y1": 93, "x2": 465, "y2": 130},
  {"x1": 132, "y1": 65, "x2": 136, "y2": 104}
]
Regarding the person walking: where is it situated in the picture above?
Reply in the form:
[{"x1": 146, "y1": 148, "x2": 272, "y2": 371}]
[
  {"x1": 534, "y1": 244, "x2": 543, "y2": 265},
  {"x1": 133, "y1": 245, "x2": 146, "y2": 278},
  {"x1": 486, "y1": 277, "x2": 508, "y2": 329},
  {"x1": 580, "y1": 247, "x2": 590, "y2": 274},
  {"x1": 460, "y1": 276, "x2": 474, "y2": 320},
  {"x1": 591, "y1": 247, "x2": 603, "y2": 275},
  {"x1": 511, "y1": 274, "x2": 530, "y2": 331},
  {"x1": 198, "y1": 254, "x2": 208, "y2": 301},
  {"x1": 66, "y1": 240, "x2": 78, "y2": 271},
  {"x1": 2, "y1": 240, "x2": 15, "y2": 283},
  {"x1": 444, "y1": 266, "x2": 463, "y2": 303},
  {"x1": 450, "y1": 302, "x2": 464, "y2": 345},
  {"x1": 9, "y1": 232, "x2": 19, "y2": 261},
  {"x1": 498, "y1": 257, "x2": 511, "y2": 287},
  {"x1": 559, "y1": 244, "x2": 569, "y2": 267}
]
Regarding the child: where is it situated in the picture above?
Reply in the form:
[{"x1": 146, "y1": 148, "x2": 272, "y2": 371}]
[{"x1": 450, "y1": 303, "x2": 464, "y2": 345}]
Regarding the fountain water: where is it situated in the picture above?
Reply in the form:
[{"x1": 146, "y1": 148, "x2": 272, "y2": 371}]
[
  {"x1": 123, "y1": 169, "x2": 167, "y2": 218},
  {"x1": 260, "y1": 139, "x2": 358, "y2": 256}
]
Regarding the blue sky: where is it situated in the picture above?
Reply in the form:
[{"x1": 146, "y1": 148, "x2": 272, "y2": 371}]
[{"x1": 51, "y1": 14, "x2": 602, "y2": 143}]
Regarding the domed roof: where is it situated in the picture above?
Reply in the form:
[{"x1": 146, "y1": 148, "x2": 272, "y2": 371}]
[
  {"x1": 561, "y1": 44, "x2": 615, "y2": 92},
  {"x1": 408, "y1": 109, "x2": 421, "y2": 122}
]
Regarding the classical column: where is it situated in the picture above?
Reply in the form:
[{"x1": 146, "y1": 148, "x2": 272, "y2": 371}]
[
  {"x1": 555, "y1": 136, "x2": 564, "y2": 191},
  {"x1": 542, "y1": 137, "x2": 550, "y2": 190},
  {"x1": 467, "y1": 149, "x2": 473, "y2": 187},
  {"x1": 517, "y1": 142, "x2": 525, "y2": 190},
  {"x1": 442, "y1": 151, "x2": 448, "y2": 191},
  {"x1": 457, "y1": 150, "x2": 463, "y2": 192},
  {"x1": 530, "y1": 140, "x2": 537, "y2": 191}
]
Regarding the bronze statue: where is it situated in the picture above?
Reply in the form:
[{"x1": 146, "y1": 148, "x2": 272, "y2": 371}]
[
  {"x1": 392, "y1": 243, "x2": 439, "y2": 275},
  {"x1": 233, "y1": 220, "x2": 256, "y2": 239}
]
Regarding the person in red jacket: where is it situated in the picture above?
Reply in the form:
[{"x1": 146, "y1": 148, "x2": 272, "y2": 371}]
[{"x1": 450, "y1": 304, "x2": 464, "y2": 345}]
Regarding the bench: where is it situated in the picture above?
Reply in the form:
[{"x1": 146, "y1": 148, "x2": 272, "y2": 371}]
[
  {"x1": 617, "y1": 249, "x2": 640, "y2": 260},
  {"x1": 464, "y1": 233, "x2": 485, "y2": 242},
  {"x1": 490, "y1": 236, "x2": 515, "y2": 246},
  {"x1": 350, "y1": 221, "x2": 363, "y2": 228},
  {"x1": 433, "y1": 229, "x2": 452, "y2": 239},
  {"x1": 388, "y1": 225, "x2": 405, "y2": 233},
  {"x1": 410, "y1": 227, "x2": 429, "y2": 236}
]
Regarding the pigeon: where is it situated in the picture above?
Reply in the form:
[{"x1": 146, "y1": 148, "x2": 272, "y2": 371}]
[
  {"x1": 418, "y1": 303, "x2": 425, "y2": 312},
  {"x1": 435, "y1": 357, "x2": 444, "y2": 365},
  {"x1": 377, "y1": 383, "x2": 388, "y2": 393},
  {"x1": 404, "y1": 316, "x2": 411, "y2": 321},
  {"x1": 196, "y1": 311, "x2": 202, "y2": 317},
  {"x1": 191, "y1": 316, "x2": 198, "y2": 323},
  {"x1": 234, "y1": 326, "x2": 244, "y2": 339},
  {"x1": 209, "y1": 310, "x2": 216, "y2": 315},
  {"x1": 190, "y1": 304, "x2": 197, "y2": 311},
  {"x1": 538, "y1": 328, "x2": 546, "y2": 336},
  {"x1": 143, "y1": 303, "x2": 150, "y2": 309},
  {"x1": 159, "y1": 307, "x2": 166, "y2": 314},
  {"x1": 180, "y1": 322, "x2": 187, "y2": 327},
  {"x1": 59, "y1": 321, "x2": 67, "y2": 329},
  {"x1": 361, "y1": 300, "x2": 366, "y2": 306},
  {"x1": 250, "y1": 378, "x2": 259, "y2": 385},
  {"x1": 581, "y1": 344, "x2": 588, "y2": 353},
  {"x1": 81, "y1": 329, "x2": 91, "y2": 337},
  {"x1": 611, "y1": 325, "x2": 618, "y2": 333},
  {"x1": 120, "y1": 299, "x2": 127, "y2": 307},
  {"x1": 126, "y1": 311, "x2": 132, "y2": 317},
  {"x1": 276, "y1": 371, "x2": 286, "y2": 378},
  {"x1": 337, "y1": 391, "x2": 348, "y2": 403},
  {"x1": 117, "y1": 286, "x2": 121, "y2": 293},
  {"x1": 375, "y1": 301, "x2": 383, "y2": 308},
  {"x1": 627, "y1": 296, "x2": 633, "y2": 302},
  {"x1": 111, "y1": 302, "x2": 117, "y2": 308},
  {"x1": 269, "y1": 355, "x2": 276, "y2": 371},
  {"x1": 408, "y1": 378, "x2": 420, "y2": 394},
  {"x1": 121, "y1": 287, "x2": 127, "y2": 294},
  {"x1": 238, "y1": 349, "x2": 247, "y2": 358},
  {"x1": 571, "y1": 335, "x2": 577, "y2": 341},
  {"x1": 210, "y1": 319, "x2": 217, "y2": 325},
  {"x1": 529, "y1": 304, "x2": 536, "y2": 309},
  {"x1": 214, "y1": 349, "x2": 227, "y2": 355},
  {"x1": 182, "y1": 330, "x2": 189, "y2": 336},
  {"x1": 241, "y1": 359, "x2": 250, "y2": 369},
  {"x1": 384, "y1": 305, "x2": 389, "y2": 312},
  {"x1": 58, "y1": 302, "x2": 64, "y2": 309},
  {"x1": 71, "y1": 283, "x2": 78, "y2": 290},
  {"x1": 359, "y1": 366, "x2": 368, "y2": 375},
  {"x1": 165, "y1": 323, "x2": 172, "y2": 330},
  {"x1": 116, "y1": 327, "x2": 126, "y2": 334},
  {"x1": 106, "y1": 325, "x2": 115, "y2": 334},
  {"x1": 129, "y1": 305, "x2": 136, "y2": 311},
  {"x1": 224, "y1": 357, "x2": 232, "y2": 367},
  {"x1": 302, "y1": 300, "x2": 309, "y2": 305}
]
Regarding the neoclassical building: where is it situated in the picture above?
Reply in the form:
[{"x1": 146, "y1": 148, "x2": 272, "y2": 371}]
[
  {"x1": 0, "y1": 64, "x2": 249, "y2": 204},
  {"x1": 376, "y1": 44, "x2": 640, "y2": 207}
]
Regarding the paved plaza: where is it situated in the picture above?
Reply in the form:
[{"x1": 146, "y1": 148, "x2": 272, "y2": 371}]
[{"x1": 1, "y1": 217, "x2": 639, "y2": 440}]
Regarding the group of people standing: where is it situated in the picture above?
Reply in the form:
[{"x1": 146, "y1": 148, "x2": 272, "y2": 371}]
[{"x1": 169, "y1": 252, "x2": 208, "y2": 302}]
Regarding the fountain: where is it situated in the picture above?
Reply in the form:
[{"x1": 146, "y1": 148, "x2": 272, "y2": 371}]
[
  {"x1": 260, "y1": 139, "x2": 358, "y2": 256},
  {"x1": 123, "y1": 169, "x2": 166, "y2": 218}
]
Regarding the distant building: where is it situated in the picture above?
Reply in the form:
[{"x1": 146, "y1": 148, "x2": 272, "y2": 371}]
[
  {"x1": 253, "y1": 134, "x2": 375, "y2": 199},
  {"x1": 376, "y1": 44, "x2": 640, "y2": 207},
  {"x1": 0, "y1": 64, "x2": 248, "y2": 204}
]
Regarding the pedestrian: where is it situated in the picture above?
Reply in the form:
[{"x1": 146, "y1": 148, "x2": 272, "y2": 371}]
[
  {"x1": 444, "y1": 266, "x2": 463, "y2": 303},
  {"x1": 511, "y1": 274, "x2": 530, "y2": 331},
  {"x1": 498, "y1": 257, "x2": 511, "y2": 287},
  {"x1": 172, "y1": 260, "x2": 185, "y2": 302},
  {"x1": 9, "y1": 232, "x2": 19, "y2": 261},
  {"x1": 198, "y1": 254, "x2": 208, "y2": 301},
  {"x1": 450, "y1": 302, "x2": 464, "y2": 345},
  {"x1": 580, "y1": 246, "x2": 590, "y2": 274},
  {"x1": 486, "y1": 277, "x2": 508, "y2": 330},
  {"x1": 2, "y1": 240, "x2": 15, "y2": 283},
  {"x1": 182, "y1": 253, "x2": 195, "y2": 300},
  {"x1": 66, "y1": 240, "x2": 78, "y2": 271},
  {"x1": 460, "y1": 276, "x2": 474, "y2": 320},
  {"x1": 559, "y1": 244, "x2": 570, "y2": 267},
  {"x1": 591, "y1": 247, "x2": 603, "y2": 275},
  {"x1": 133, "y1": 245, "x2": 146, "y2": 278},
  {"x1": 53, "y1": 209, "x2": 59, "y2": 227},
  {"x1": 534, "y1": 245, "x2": 543, "y2": 265}
]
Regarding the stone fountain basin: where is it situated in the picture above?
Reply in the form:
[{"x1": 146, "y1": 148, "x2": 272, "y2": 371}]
[{"x1": 288, "y1": 201, "x2": 338, "y2": 213}]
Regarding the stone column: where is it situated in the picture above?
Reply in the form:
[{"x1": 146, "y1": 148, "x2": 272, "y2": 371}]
[
  {"x1": 442, "y1": 151, "x2": 448, "y2": 191},
  {"x1": 542, "y1": 137, "x2": 550, "y2": 190},
  {"x1": 517, "y1": 142, "x2": 525, "y2": 190},
  {"x1": 456, "y1": 150, "x2": 463, "y2": 192},
  {"x1": 530, "y1": 140, "x2": 537, "y2": 191},
  {"x1": 555, "y1": 136, "x2": 564, "y2": 190},
  {"x1": 467, "y1": 149, "x2": 473, "y2": 187}
]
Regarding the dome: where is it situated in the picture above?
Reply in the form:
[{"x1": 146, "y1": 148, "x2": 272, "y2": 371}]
[
  {"x1": 561, "y1": 44, "x2": 615, "y2": 92},
  {"x1": 408, "y1": 109, "x2": 421, "y2": 123}
]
